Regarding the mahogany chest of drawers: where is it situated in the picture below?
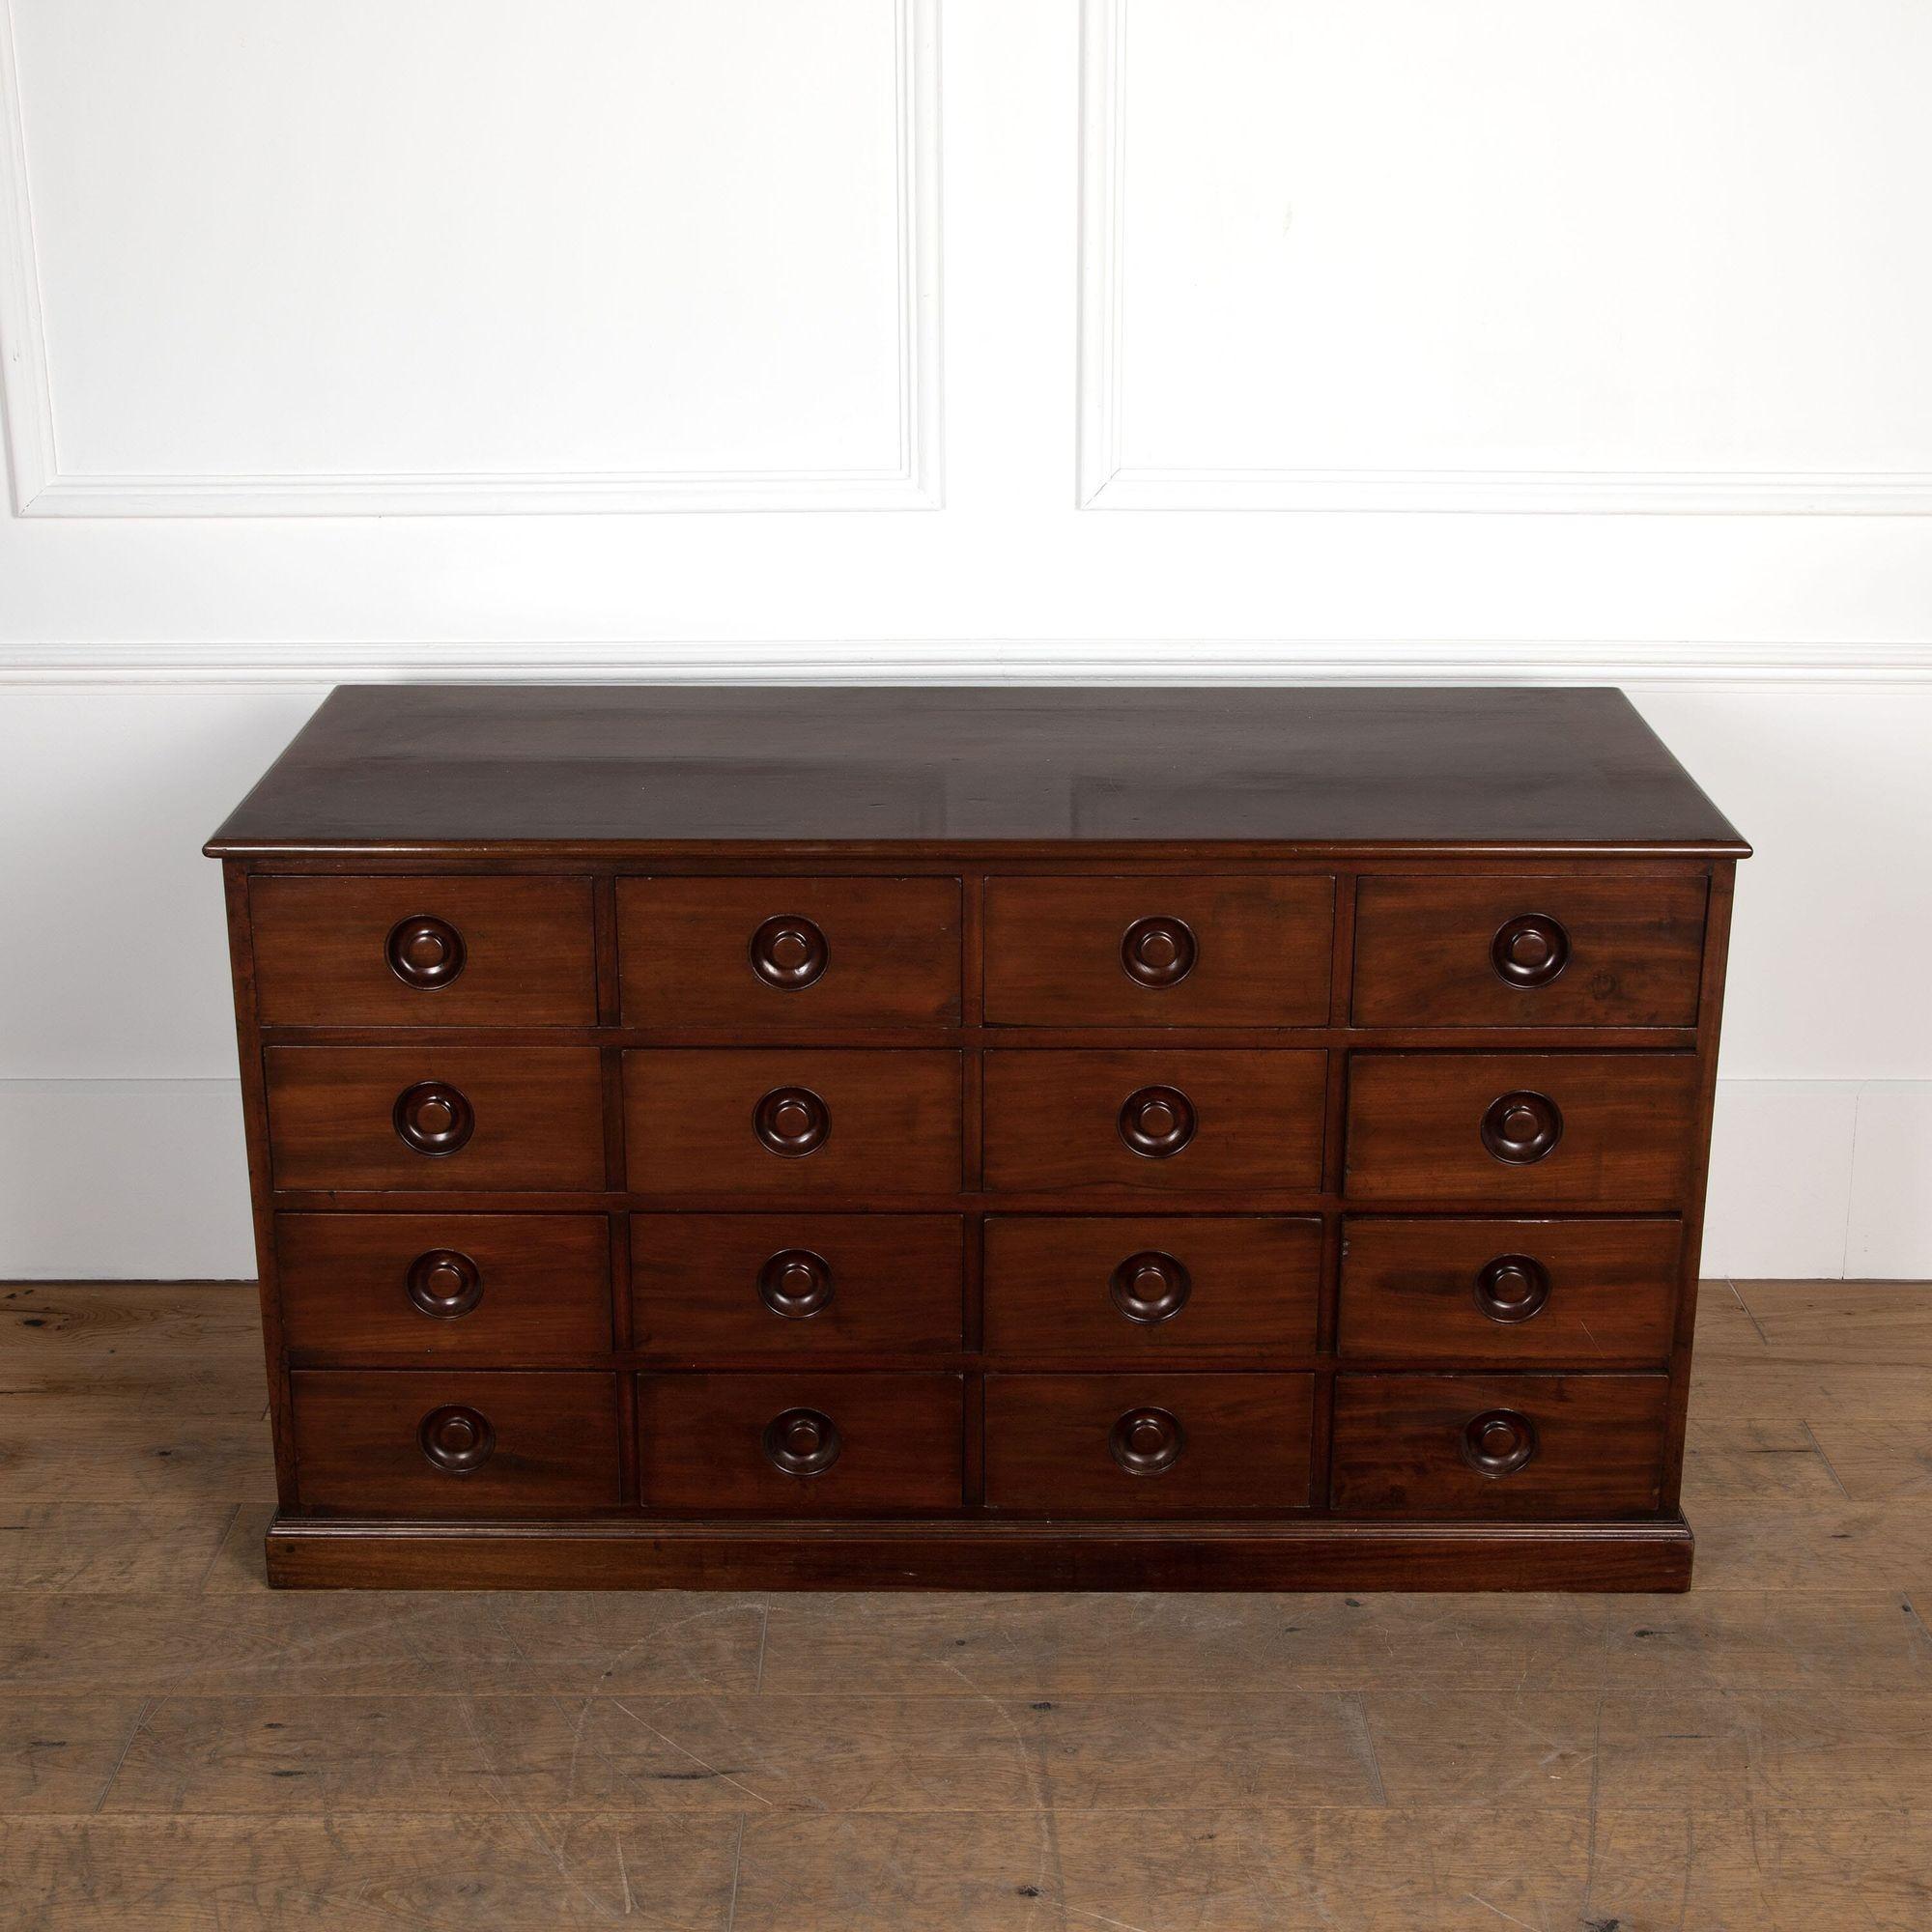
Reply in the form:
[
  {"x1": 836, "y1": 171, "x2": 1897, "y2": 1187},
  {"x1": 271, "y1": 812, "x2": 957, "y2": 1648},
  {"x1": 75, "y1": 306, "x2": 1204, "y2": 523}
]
[{"x1": 208, "y1": 685, "x2": 1747, "y2": 1591}]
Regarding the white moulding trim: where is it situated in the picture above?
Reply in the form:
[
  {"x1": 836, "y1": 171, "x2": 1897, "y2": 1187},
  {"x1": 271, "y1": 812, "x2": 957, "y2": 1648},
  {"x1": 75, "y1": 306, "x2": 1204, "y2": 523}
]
[
  {"x1": 4, "y1": 639, "x2": 1931, "y2": 687},
  {"x1": 0, "y1": 0, "x2": 54, "y2": 507},
  {"x1": 0, "y1": 0, "x2": 943, "y2": 517},
  {"x1": 1074, "y1": 0, "x2": 1932, "y2": 516}
]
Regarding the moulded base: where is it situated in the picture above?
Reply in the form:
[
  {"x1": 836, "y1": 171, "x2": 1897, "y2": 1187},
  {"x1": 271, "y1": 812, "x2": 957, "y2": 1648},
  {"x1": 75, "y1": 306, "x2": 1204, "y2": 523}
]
[{"x1": 265, "y1": 1512, "x2": 1694, "y2": 1592}]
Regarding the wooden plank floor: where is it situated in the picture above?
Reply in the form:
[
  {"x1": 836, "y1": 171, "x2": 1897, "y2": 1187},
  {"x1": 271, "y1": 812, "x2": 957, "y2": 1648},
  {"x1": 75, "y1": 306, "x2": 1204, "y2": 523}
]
[{"x1": 3, "y1": 1279, "x2": 1930, "y2": 1929}]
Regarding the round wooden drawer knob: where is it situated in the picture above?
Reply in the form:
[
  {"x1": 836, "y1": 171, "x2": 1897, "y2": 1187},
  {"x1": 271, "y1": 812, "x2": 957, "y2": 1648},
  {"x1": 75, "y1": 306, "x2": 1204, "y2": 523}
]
[
  {"x1": 758, "y1": 1249, "x2": 836, "y2": 1319},
  {"x1": 1110, "y1": 1406, "x2": 1185, "y2": 1476},
  {"x1": 1462, "y1": 1408, "x2": 1537, "y2": 1477},
  {"x1": 751, "y1": 915, "x2": 829, "y2": 990},
  {"x1": 386, "y1": 915, "x2": 466, "y2": 989},
  {"x1": 1473, "y1": 1253, "x2": 1550, "y2": 1323},
  {"x1": 1121, "y1": 916, "x2": 1197, "y2": 988},
  {"x1": 1109, "y1": 1250, "x2": 1193, "y2": 1324},
  {"x1": 753, "y1": 1087, "x2": 831, "y2": 1157},
  {"x1": 418, "y1": 1404, "x2": 496, "y2": 1473},
  {"x1": 764, "y1": 1406, "x2": 841, "y2": 1476},
  {"x1": 1119, "y1": 1086, "x2": 1196, "y2": 1158},
  {"x1": 393, "y1": 1080, "x2": 475, "y2": 1156},
  {"x1": 1479, "y1": 1090, "x2": 1562, "y2": 1165},
  {"x1": 406, "y1": 1248, "x2": 484, "y2": 1320},
  {"x1": 1492, "y1": 914, "x2": 1570, "y2": 988}
]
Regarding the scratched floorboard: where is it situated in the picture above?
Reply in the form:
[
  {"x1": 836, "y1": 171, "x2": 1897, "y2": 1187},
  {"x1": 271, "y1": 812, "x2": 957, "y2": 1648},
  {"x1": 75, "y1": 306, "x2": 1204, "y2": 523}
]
[{"x1": 2, "y1": 1278, "x2": 1929, "y2": 1930}]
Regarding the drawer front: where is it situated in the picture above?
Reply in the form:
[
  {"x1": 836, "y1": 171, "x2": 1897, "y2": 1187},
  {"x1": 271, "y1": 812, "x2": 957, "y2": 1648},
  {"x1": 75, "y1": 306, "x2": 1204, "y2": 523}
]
[
  {"x1": 638, "y1": 1372, "x2": 962, "y2": 1510},
  {"x1": 291, "y1": 1370, "x2": 621, "y2": 1514},
  {"x1": 1343, "y1": 1053, "x2": 1699, "y2": 1207},
  {"x1": 633, "y1": 1214, "x2": 963, "y2": 1355},
  {"x1": 276, "y1": 1213, "x2": 612, "y2": 1359},
  {"x1": 985, "y1": 1374, "x2": 1314, "y2": 1514},
  {"x1": 266, "y1": 1047, "x2": 606, "y2": 1192},
  {"x1": 1351, "y1": 875, "x2": 1707, "y2": 1028},
  {"x1": 1339, "y1": 1218, "x2": 1680, "y2": 1364},
  {"x1": 983, "y1": 1217, "x2": 1321, "y2": 1359},
  {"x1": 1330, "y1": 1373, "x2": 1669, "y2": 1517},
  {"x1": 619, "y1": 876, "x2": 961, "y2": 1028},
  {"x1": 625, "y1": 1050, "x2": 961, "y2": 1197},
  {"x1": 983, "y1": 875, "x2": 1332, "y2": 1026},
  {"x1": 250, "y1": 876, "x2": 596, "y2": 1027},
  {"x1": 983, "y1": 1051, "x2": 1326, "y2": 1195}
]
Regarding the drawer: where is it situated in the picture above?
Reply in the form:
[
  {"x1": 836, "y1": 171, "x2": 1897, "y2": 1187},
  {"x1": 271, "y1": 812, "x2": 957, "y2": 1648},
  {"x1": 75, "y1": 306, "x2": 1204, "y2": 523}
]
[
  {"x1": 1343, "y1": 1053, "x2": 1699, "y2": 1207},
  {"x1": 1330, "y1": 1373, "x2": 1669, "y2": 1516},
  {"x1": 276, "y1": 1213, "x2": 612, "y2": 1359},
  {"x1": 632, "y1": 1214, "x2": 963, "y2": 1355},
  {"x1": 619, "y1": 876, "x2": 960, "y2": 1027},
  {"x1": 265, "y1": 1047, "x2": 606, "y2": 1192},
  {"x1": 983, "y1": 1216, "x2": 1321, "y2": 1359},
  {"x1": 250, "y1": 876, "x2": 596, "y2": 1026},
  {"x1": 624, "y1": 1050, "x2": 961, "y2": 1197},
  {"x1": 984, "y1": 1374, "x2": 1314, "y2": 1514},
  {"x1": 983, "y1": 1051, "x2": 1326, "y2": 1195},
  {"x1": 983, "y1": 875, "x2": 1332, "y2": 1026},
  {"x1": 1351, "y1": 874, "x2": 1707, "y2": 1028},
  {"x1": 290, "y1": 1370, "x2": 621, "y2": 1514},
  {"x1": 637, "y1": 1372, "x2": 962, "y2": 1510},
  {"x1": 1339, "y1": 1218, "x2": 1680, "y2": 1364}
]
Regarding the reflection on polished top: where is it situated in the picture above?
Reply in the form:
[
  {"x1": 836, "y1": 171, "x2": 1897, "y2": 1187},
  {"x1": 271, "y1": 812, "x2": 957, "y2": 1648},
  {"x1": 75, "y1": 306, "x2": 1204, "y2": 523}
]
[{"x1": 205, "y1": 683, "x2": 1748, "y2": 852}]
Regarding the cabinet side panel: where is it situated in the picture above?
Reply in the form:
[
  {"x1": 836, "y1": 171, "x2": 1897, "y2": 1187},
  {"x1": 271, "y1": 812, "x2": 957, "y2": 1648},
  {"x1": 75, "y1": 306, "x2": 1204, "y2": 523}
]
[
  {"x1": 222, "y1": 860, "x2": 298, "y2": 1510},
  {"x1": 1660, "y1": 861, "x2": 1736, "y2": 1511}
]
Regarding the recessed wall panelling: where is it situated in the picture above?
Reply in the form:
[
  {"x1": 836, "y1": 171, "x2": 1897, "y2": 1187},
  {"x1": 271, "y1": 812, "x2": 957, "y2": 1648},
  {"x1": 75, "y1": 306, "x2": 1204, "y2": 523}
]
[
  {"x1": 0, "y1": 0, "x2": 940, "y2": 513},
  {"x1": 1077, "y1": 0, "x2": 1932, "y2": 511}
]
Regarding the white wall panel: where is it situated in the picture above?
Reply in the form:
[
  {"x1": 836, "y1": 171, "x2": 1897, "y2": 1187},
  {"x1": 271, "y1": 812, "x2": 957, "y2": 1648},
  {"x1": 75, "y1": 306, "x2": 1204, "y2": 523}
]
[
  {"x1": 9, "y1": 0, "x2": 1932, "y2": 654},
  {"x1": 1630, "y1": 686, "x2": 1932, "y2": 1083},
  {"x1": 0, "y1": 1080, "x2": 254, "y2": 1278},
  {"x1": 0, "y1": 688, "x2": 322, "y2": 1079},
  {"x1": 1, "y1": 0, "x2": 940, "y2": 511},
  {"x1": 1079, "y1": 0, "x2": 1932, "y2": 509},
  {"x1": 1846, "y1": 1086, "x2": 1932, "y2": 1280},
  {"x1": 1702, "y1": 1081, "x2": 1860, "y2": 1283},
  {"x1": 0, "y1": 0, "x2": 1927, "y2": 1277}
]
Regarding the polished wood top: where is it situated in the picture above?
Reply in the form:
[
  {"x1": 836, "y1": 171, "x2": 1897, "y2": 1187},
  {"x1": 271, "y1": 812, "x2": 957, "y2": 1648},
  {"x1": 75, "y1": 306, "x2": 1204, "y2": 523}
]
[{"x1": 206, "y1": 684, "x2": 1747, "y2": 855}]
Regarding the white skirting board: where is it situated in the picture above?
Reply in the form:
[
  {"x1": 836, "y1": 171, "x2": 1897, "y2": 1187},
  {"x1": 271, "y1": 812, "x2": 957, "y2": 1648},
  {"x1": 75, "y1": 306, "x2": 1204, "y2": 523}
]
[
  {"x1": 1, "y1": 1076, "x2": 1924, "y2": 1283},
  {"x1": 0, "y1": 1080, "x2": 256, "y2": 1281},
  {"x1": 1705, "y1": 1079, "x2": 1932, "y2": 1281}
]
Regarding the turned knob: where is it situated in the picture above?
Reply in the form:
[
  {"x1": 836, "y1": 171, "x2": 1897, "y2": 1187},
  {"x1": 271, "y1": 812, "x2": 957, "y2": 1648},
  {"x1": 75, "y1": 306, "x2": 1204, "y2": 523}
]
[
  {"x1": 1108, "y1": 1250, "x2": 1193, "y2": 1324},
  {"x1": 1479, "y1": 1090, "x2": 1563, "y2": 1165},
  {"x1": 1119, "y1": 1086, "x2": 1197, "y2": 1159},
  {"x1": 1473, "y1": 1253, "x2": 1551, "y2": 1324},
  {"x1": 418, "y1": 1404, "x2": 496, "y2": 1472},
  {"x1": 763, "y1": 1406, "x2": 841, "y2": 1475},
  {"x1": 758, "y1": 1249, "x2": 836, "y2": 1319},
  {"x1": 1121, "y1": 916, "x2": 1197, "y2": 989},
  {"x1": 386, "y1": 915, "x2": 467, "y2": 989},
  {"x1": 1109, "y1": 1406, "x2": 1185, "y2": 1476},
  {"x1": 1492, "y1": 914, "x2": 1570, "y2": 989},
  {"x1": 750, "y1": 915, "x2": 829, "y2": 990},
  {"x1": 1462, "y1": 1408, "x2": 1537, "y2": 1476},
  {"x1": 406, "y1": 1248, "x2": 484, "y2": 1320},
  {"x1": 393, "y1": 1080, "x2": 475, "y2": 1156},
  {"x1": 753, "y1": 1087, "x2": 831, "y2": 1157}
]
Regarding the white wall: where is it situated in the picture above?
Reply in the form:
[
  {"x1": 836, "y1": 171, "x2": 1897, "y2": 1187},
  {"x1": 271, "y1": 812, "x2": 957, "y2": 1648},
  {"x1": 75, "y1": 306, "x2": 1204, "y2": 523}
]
[{"x1": 3, "y1": 0, "x2": 1929, "y2": 1278}]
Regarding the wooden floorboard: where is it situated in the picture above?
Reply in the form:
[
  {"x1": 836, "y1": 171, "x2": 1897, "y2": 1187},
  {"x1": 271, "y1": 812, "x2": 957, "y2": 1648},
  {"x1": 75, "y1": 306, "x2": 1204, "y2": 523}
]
[{"x1": 3, "y1": 1276, "x2": 1929, "y2": 1928}]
